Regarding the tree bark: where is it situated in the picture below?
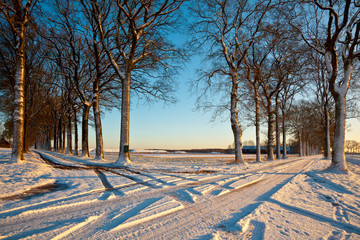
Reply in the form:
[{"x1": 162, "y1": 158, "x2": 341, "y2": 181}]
[
  {"x1": 58, "y1": 117, "x2": 63, "y2": 152},
  {"x1": 66, "y1": 109, "x2": 73, "y2": 155},
  {"x1": 230, "y1": 76, "x2": 244, "y2": 164},
  {"x1": 282, "y1": 108, "x2": 287, "y2": 159},
  {"x1": 116, "y1": 68, "x2": 131, "y2": 164},
  {"x1": 323, "y1": 103, "x2": 331, "y2": 159},
  {"x1": 267, "y1": 99, "x2": 274, "y2": 161},
  {"x1": 62, "y1": 116, "x2": 66, "y2": 153},
  {"x1": 93, "y1": 40, "x2": 104, "y2": 160},
  {"x1": 93, "y1": 92, "x2": 104, "y2": 160},
  {"x1": 298, "y1": 129, "x2": 303, "y2": 157},
  {"x1": 331, "y1": 94, "x2": 348, "y2": 171},
  {"x1": 275, "y1": 97, "x2": 281, "y2": 159},
  {"x1": 23, "y1": 114, "x2": 28, "y2": 153},
  {"x1": 11, "y1": 26, "x2": 26, "y2": 163},
  {"x1": 74, "y1": 108, "x2": 78, "y2": 155},
  {"x1": 53, "y1": 116, "x2": 57, "y2": 151},
  {"x1": 82, "y1": 104, "x2": 91, "y2": 157},
  {"x1": 255, "y1": 87, "x2": 261, "y2": 162}
]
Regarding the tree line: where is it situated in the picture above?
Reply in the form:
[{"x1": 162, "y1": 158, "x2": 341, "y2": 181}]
[{"x1": 0, "y1": 0, "x2": 359, "y2": 172}]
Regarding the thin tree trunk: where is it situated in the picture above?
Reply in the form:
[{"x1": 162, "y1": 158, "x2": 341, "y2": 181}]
[
  {"x1": 298, "y1": 130, "x2": 303, "y2": 157},
  {"x1": 282, "y1": 108, "x2": 287, "y2": 159},
  {"x1": 53, "y1": 116, "x2": 57, "y2": 151},
  {"x1": 62, "y1": 117, "x2": 66, "y2": 153},
  {"x1": 117, "y1": 70, "x2": 132, "y2": 165},
  {"x1": 82, "y1": 104, "x2": 91, "y2": 157},
  {"x1": 58, "y1": 117, "x2": 63, "y2": 152},
  {"x1": 267, "y1": 100, "x2": 274, "y2": 161},
  {"x1": 23, "y1": 114, "x2": 28, "y2": 153},
  {"x1": 255, "y1": 88, "x2": 261, "y2": 162},
  {"x1": 66, "y1": 109, "x2": 73, "y2": 155},
  {"x1": 275, "y1": 97, "x2": 281, "y2": 159},
  {"x1": 324, "y1": 103, "x2": 331, "y2": 159},
  {"x1": 93, "y1": 42, "x2": 104, "y2": 160},
  {"x1": 93, "y1": 93, "x2": 104, "y2": 160},
  {"x1": 74, "y1": 108, "x2": 78, "y2": 156}
]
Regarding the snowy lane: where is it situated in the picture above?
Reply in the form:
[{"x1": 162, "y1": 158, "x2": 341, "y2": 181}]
[
  {"x1": 104, "y1": 157, "x2": 317, "y2": 239},
  {"x1": 0, "y1": 153, "x2": 317, "y2": 239}
]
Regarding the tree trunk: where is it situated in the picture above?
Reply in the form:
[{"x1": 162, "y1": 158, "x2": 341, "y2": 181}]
[
  {"x1": 53, "y1": 116, "x2": 57, "y2": 151},
  {"x1": 82, "y1": 104, "x2": 91, "y2": 157},
  {"x1": 267, "y1": 100, "x2": 274, "y2": 161},
  {"x1": 117, "y1": 69, "x2": 132, "y2": 165},
  {"x1": 62, "y1": 117, "x2": 66, "y2": 153},
  {"x1": 331, "y1": 94, "x2": 348, "y2": 171},
  {"x1": 23, "y1": 114, "x2": 28, "y2": 153},
  {"x1": 92, "y1": 37, "x2": 104, "y2": 160},
  {"x1": 45, "y1": 127, "x2": 51, "y2": 151},
  {"x1": 66, "y1": 109, "x2": 73, "y2": 154},
  {"x1": 93, "y1": 93, "x2": 104, "y2": 160},
  {"x1": 11, "y1": 26, "x2": 26, "y2": 163},
  {"x1": 324, "y1": 103, "x2": 331, "y2": 159},
  {"x1": 74, "y1": 108, "x2": 78, "y2": 155},
  {"x1": 275, "y1": 97, "x2": 281, "y2": 159},
  {"x1": 282, "y1": 108, "x2": 287, "y2": 159},
  {"x1": 255, "y1": 88, "x2": 261, "y2": 162},
  {"x1": 298, "y1": 129, "x2": 303, "y2": 157},
  {"x1": 230, "y1": 76, "x2": 244, "y2": 164},
  {"x1": 58, "y1": 117, "x2": 63, "y2": 152}
]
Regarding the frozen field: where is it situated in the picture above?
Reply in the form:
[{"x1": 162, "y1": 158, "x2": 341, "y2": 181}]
[{"x1": 0, "y1": 148, "x2": 359, "y2": 239}]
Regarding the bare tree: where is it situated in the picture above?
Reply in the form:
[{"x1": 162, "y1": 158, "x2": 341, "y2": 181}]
[
  {"x1": 93, "y1": 0, "x2": 184, "y2": 165},
  {"x1": 292, "y1": 1, "x2": 360, "y2": 171},
  {"x1": 243, "y1": 42, "x2": 274, "y2": 162},
  {"x1": 190, "y1": 0, "x2": 272, "y2": 164},
  {"x1": 0, "y1": 0, "x2": 35, "y2": 162},
  {"x1": 307, "y1": 50, "x2": 333, "y2": 159}
]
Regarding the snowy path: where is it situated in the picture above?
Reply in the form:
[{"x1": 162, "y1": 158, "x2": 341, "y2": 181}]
[{"x1": 0, "y1": 150, "x2": 359, "y2": 239}]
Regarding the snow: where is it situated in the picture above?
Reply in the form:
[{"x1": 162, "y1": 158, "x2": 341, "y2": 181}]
[{"x1": 0, "y1": 148, "x2": 359, "y2": 239}]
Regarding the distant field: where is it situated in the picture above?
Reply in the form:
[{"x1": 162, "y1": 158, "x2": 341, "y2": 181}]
[{"x1": 99, "y1": 151, "x2": 299, "y2": 168}]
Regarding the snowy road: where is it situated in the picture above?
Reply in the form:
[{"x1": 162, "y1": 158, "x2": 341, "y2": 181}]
[
  {"x1": 108, "y1": 157, "x2": 315, "y2": 240},
  {"x1": 0, "y1": 152, "x2": 316, "y2": 239}
]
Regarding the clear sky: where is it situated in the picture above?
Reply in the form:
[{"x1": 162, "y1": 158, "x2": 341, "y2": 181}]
[
  {"x1": 88, "y1": 56, "x2": 360, "y2": 151},
  {"x1": 93, "y1": 56, "x2": 250, "y2": 150},
  {"x1": 86, "y1": 8, "x2": 360, "y2": 151}
]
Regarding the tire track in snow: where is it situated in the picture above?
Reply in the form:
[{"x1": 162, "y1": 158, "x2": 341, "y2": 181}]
[
  {"x1": 0, "y1": 154, "x2": 314, "y2": 239},
  {"x1": 107, "y1": 158, "x2": 314, "y2": 240}
]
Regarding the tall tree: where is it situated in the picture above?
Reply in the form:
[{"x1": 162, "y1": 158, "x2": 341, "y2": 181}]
[
  {"x1": 292, "y1": 1, "x2": 360, "y2": 171},
  {"x1": 190, "y1": 0, "x2": 272, "y2": 164},
  {"x1": 93, "y1": 0, "x2": 183, "y2": 165},
  {"x1": 308, "y1": 51, "x2": 333, "y2": 159},
  {"x1": 0, "y1": 0, "x2": 35, "y2": 162}
]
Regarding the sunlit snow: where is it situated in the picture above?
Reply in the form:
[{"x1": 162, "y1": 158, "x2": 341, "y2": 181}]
[{"x1": 0, "y1": 148, "x2": 359, "y2": 239}]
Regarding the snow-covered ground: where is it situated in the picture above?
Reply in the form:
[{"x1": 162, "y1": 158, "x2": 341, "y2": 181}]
[{"x1": 0, "y1": 148, "x2": 359, "y2": 239}]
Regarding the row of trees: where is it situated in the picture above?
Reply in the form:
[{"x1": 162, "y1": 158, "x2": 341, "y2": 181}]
[
  {"x1": 0, "y1": 0, "x2": 359, "y2": 171},
  {"x1": 346, "y1": 140, "x2": 360, "y2": 153},
  {"x1": 0, "y1": 0, "x2": 185, "y2": 165},
  {"x1": 191, "y1": 0, "x2": 359, "y2": 171}
]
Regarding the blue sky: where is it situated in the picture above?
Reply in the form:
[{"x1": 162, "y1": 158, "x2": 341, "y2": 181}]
[
  {"x1": 87, "y1": 5, "x2": 360, "y2": 151},
  {"x1": 88, "y1": 54, "x2": 360, "y2": 150},
  {"x1": 96, "y1": 56, "x2": 255, "y2": 150}
]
